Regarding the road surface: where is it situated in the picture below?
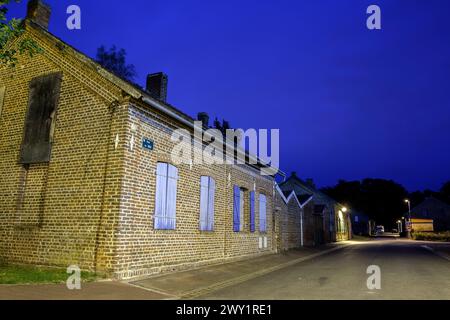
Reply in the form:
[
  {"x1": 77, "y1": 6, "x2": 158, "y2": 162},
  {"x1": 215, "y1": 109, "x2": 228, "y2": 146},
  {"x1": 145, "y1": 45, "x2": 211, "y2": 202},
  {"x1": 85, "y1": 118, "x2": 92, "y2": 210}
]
[{"x1": 197, "y1": 239, "x2": 450, "y2": 300}]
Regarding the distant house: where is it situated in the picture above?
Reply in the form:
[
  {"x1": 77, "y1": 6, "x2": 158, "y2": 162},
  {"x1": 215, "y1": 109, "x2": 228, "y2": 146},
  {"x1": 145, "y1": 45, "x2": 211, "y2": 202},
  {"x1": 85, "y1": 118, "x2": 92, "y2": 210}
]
[
  {"x1": 410, "y1": 219, "x2": 434, "y2": 232},
  {"x1": 278, "y1": 172, "x2": 352, "y2": 246},
  {"x1": 350, "y1": 211, "x2": 375, "y2": 236},
  {"x1": 406, "y1": 197, "x2": 450, "y2": 232}
]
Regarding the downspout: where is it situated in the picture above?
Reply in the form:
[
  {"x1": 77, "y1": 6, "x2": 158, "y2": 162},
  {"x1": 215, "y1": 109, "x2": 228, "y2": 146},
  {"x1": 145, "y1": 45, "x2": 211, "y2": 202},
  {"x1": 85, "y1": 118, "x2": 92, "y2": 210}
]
[
  {"x1": 93, "y1": 100, "x2": 120, "y2": 274},
  {"x1": 300, "y1": 208, "x2": 304, "y2": 247}
]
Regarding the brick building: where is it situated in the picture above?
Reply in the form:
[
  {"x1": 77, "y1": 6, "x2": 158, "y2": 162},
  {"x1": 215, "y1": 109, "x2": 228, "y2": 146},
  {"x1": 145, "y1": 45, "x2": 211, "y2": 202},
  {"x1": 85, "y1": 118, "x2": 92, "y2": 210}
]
[
  {"x1": 278, "y1": 172, "x2": 352, "y2": 246},
  {"x1": 406, "y1": 197, "x2": 450, "y2": 232},
  {"x1": 273, "y1": 186, "x2": 313, "y2": 251},
  {"x1": 0, "y1": 1, "x2": 352, "y2": 279},
  {"x1": 0, "y1": 1, "x2": 278, "y2": 279}
]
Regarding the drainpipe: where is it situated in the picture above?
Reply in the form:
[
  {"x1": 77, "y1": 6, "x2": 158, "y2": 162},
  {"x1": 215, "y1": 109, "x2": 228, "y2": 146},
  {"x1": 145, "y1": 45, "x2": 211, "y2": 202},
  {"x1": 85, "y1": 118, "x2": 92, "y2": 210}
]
[
  {"x1": 93, "y1": 99, "x2": 120, "y2": 275},
  {"x1": 300, "y1": 208, "x2": 304, "y2": 247}
]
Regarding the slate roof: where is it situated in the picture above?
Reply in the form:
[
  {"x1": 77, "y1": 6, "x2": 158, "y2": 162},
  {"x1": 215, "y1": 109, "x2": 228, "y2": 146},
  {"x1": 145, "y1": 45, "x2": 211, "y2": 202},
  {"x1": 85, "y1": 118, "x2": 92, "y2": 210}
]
[{"x1": 408, "y1": 197, "x2": 450, "y2": 218}]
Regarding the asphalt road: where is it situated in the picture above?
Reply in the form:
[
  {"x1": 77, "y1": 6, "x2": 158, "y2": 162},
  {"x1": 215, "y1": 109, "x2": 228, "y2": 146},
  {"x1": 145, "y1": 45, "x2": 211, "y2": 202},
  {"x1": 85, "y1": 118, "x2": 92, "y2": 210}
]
[{"x1": 198, "y1": 239, "x2": 450, "y2": 300}]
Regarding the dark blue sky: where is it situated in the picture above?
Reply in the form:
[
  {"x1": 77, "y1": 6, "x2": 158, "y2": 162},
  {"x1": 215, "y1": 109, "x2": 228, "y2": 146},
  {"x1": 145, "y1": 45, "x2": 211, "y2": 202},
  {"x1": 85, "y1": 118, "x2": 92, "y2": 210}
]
[{"x1": 9, "y1": 0, "x2": 450, "y2": 191}]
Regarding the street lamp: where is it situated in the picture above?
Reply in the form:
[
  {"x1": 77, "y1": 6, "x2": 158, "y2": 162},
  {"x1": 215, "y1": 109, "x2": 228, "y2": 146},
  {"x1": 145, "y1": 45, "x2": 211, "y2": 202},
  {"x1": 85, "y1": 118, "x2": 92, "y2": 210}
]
[{"x1": 404, "y1": 199, "x2": 411, "y2": 238}]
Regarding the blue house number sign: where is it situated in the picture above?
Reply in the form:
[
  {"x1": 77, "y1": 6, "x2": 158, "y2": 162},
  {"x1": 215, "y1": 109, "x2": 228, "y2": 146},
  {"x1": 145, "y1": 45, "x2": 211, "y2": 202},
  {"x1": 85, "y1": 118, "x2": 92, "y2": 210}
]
[{"x1": 142, "y1": 138, "x2": 154, "y2": 151}]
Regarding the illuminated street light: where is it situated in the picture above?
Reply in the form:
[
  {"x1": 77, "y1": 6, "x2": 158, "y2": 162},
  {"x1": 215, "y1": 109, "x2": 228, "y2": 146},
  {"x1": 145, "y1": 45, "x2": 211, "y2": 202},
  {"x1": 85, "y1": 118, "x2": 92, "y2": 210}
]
[
  {"x1": 342, "y1": 207, "x2": 348, "y2": 213},
  {"x1": 404, "y1": 199, "x2": 412, "y2": 238}
]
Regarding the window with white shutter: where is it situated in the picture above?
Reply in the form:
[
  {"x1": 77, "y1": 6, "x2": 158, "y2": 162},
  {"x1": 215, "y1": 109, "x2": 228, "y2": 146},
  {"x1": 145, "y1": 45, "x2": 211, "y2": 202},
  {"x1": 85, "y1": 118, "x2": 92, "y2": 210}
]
[
  {"x1": 154, "y1": 162, "x2": 178, "y2": 230},
  {"x1": 259, "y1": 194, "x2": 267, "y2": 233},
  {"x1": 199, "y1": 176, "x2": 215, "y2": 231}
]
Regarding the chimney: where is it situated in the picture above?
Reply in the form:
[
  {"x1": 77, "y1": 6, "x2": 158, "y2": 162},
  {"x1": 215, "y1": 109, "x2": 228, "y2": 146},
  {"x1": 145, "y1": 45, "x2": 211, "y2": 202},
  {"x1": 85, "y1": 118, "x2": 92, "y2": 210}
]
[
  {"x1": 291, "y1": 172, "x2": 297, "y2": 178},
  {"x1": 26, "y1": 0, "x2": 51, "y2": 30},
  {"x1": 146, "y1": 72, "x2": 168, "y2": 102},
  {"x1": 197, "y1": 112, "x2": 209, "y2": 128}
]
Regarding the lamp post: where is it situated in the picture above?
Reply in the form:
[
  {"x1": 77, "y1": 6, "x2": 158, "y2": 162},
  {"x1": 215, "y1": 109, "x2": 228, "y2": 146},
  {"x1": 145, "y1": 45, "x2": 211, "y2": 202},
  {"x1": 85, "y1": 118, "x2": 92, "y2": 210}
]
[{"x1": 404, "y1": 199, "x2": 411, "y2": 238}]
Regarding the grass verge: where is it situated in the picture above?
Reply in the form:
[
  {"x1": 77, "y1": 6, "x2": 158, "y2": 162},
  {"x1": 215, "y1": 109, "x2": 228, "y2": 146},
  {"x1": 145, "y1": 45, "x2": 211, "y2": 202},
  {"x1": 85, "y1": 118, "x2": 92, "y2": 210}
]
[
  {"x1": 412, "y1": 231, "x2": 450, "y2": 242},
  {"x1": 0, "y1": 262, "x2": 100, "y2": 285}
]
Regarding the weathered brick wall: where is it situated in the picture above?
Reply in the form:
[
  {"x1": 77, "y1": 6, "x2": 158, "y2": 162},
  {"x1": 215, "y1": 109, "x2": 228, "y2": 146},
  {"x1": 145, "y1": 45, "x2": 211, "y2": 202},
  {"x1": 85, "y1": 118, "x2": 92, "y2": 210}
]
[
  {"x1": 0, "y1": 25, "x2": 125, "y2": 273},
  {"x1": 280, "y1": 198, "x2": 302, "y2": 250},
  {"x1": 302, "y1": 202, "x2": 316, "y2": 246},
  {"x1": 113, "y1": 103, "x2": 276, "y2": 279}
]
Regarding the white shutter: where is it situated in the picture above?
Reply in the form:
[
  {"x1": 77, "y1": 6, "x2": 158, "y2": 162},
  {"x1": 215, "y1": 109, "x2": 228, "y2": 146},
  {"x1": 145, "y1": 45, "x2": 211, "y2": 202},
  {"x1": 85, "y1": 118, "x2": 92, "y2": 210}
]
[
  {"x1": 154, "y1": 163, "x2": 168, "y2": 229},
  {"x1": 165, "y1": 164, "x2": 178, "y2": 230},
  {"x1": 239, "y1": 189, "x2": 244, "y2": 231},
  {"x1": 207, "y1": 177, "x2": 215, "y2": 231},
  {"x1": 259, "y1": 194, "x2": 267, "y2": 232},
  {"x1": 199, "y1": 176, "x2": 209, "y2": 230}
]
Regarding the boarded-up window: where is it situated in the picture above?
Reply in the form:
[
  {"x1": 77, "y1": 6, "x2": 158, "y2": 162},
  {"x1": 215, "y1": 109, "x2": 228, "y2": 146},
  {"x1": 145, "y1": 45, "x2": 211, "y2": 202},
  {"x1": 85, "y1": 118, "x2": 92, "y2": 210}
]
[
  {"x1": 20, "y1": 73, "x2": 62, "y2": 164},
  {"x1": 0, "y1": 86, "x2": 5, "y2": 119}
]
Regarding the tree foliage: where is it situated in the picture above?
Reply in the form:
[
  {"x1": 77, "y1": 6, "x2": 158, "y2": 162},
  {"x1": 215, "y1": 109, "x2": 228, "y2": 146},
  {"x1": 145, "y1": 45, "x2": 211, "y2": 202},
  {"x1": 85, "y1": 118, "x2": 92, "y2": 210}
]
[
  {"x1": 441, "y1": 181, "x2": 450, "y2": 203},
  {"x1": 95, "y1": 45, "x2": 136, "y2": 82},
  {"x1": 0, "y1": 0, "x2": 42, "y2": 67},
  {"x1": 322, "y1": 179, "x2": 450, "y2": 228},
  {"x1": 322, "y1": 179, "x2": 408, "y2": 227}
]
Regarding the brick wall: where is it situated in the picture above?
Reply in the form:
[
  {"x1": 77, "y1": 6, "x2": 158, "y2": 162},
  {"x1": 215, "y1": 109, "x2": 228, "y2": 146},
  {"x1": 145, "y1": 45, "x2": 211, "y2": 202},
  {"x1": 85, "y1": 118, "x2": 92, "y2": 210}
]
[
  {"x1": 113, "y1": 103, "x2": 276, "y2": 279},
  {"x1": 0, "y1": 25, "x2": 127, "y2": 273}
]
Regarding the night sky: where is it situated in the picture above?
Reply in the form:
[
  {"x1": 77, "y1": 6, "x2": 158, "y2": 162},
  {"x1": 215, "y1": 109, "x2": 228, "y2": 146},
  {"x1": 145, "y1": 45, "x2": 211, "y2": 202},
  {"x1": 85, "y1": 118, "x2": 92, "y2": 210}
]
[{"x1": 8, "y1": 0, "x2": 450, "y2": 191}]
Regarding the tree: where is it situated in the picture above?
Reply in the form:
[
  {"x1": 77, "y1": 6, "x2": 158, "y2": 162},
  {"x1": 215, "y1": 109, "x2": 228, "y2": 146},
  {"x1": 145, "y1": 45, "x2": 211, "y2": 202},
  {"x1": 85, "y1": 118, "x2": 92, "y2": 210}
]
[
  {"x1": 95, "y1": 45, "x2": 136, "y2": 82},
  {"x1": 322, "y1": 178, "x2": 408, "y2": 228},
  {"x1": 0, "y1": 0, "x2": 41, "y2": 67},
  {"x1": 440, "y1": 181, "x2": 450, "y2": 204}
]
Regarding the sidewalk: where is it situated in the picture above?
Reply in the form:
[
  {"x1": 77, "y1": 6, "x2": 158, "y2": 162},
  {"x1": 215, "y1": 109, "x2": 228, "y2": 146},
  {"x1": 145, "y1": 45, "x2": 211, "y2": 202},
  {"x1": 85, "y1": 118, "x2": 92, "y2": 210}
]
[
  {"x1": 0, "y1": 242, "x2": 350, "y2": 300},
  {"x1": 129, "y1": 242, "x2": 350, "y2": 299},
  {"x1": 0, "y1": 280, "x2": 170, "y2": 300}
]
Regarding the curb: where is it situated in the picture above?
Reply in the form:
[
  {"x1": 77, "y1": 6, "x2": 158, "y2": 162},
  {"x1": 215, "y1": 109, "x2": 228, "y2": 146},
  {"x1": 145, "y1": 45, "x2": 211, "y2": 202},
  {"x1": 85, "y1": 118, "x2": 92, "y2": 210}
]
[{"x1": 177, "y1": 243, "x2": 352, "y2": 300}]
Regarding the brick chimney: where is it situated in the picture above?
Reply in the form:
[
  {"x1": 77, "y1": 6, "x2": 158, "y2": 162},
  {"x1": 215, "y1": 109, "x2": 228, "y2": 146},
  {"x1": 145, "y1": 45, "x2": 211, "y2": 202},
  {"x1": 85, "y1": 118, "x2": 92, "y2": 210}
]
[
  {"x1": 26, "y1": 0, "x2": 51, "y2": 30},
  {"x1": 146, "y1": 72, "x2": 168, "y2": 102}
]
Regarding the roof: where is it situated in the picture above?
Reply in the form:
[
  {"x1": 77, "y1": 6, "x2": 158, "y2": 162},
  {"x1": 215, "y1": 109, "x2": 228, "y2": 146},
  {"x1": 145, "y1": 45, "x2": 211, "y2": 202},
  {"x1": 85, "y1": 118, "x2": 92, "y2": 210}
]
[
  {"x1": 407, "y1": 197, "x2": 450, "y2": 218},
  {"x1": 297, "y1": 194, "x2": 314, "y2": 205},
  {"x1": 24, "y1": 20, "x2": 284, "y2": 176},
  {"x1": 279, "y1": 173, "x2": 343, "y2": 208}
]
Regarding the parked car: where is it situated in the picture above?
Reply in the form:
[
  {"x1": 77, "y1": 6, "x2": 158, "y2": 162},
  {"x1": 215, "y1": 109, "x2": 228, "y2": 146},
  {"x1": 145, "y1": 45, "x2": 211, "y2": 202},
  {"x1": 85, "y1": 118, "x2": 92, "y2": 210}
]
[{"x1": 375, "y1": 226, "x2": 385, "y2": 234}]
